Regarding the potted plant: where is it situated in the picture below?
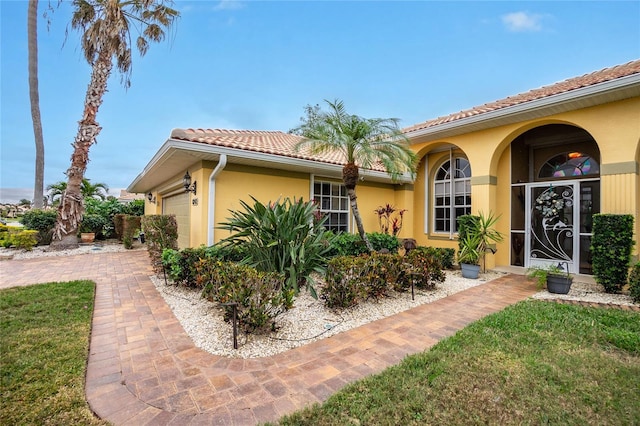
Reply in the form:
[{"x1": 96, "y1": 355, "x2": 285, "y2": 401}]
[
  {"x1": 79, "y1": 214, "x2": 106, "y2": 243},
  {"x1": 458, "y1": 233, "x2": 482, "y2": 278},
  {"x1": 526, "y1": 262, "x2": 574, "y2": 294},
  {"x1": 457, "y1": 211, "x2": 504, "y2": 279}
]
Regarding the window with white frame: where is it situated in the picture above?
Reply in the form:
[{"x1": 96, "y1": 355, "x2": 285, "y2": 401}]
[
  {"x1": 313, "y1": 181, "x2": 349, "y2": 233},
  {"x1": 433, "y1": 157, "x2": 471, "y2": 233}
]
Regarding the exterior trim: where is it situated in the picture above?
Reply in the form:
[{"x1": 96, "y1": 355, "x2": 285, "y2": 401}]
[
  {"x1": 471, "y1": 175, "x2": 498, "y2": 185},
  {"x1": 601, "y1": 161, "x2": 639, "y2": 175},
  {"x1": 405, "y1": 74, "x2": 640, "y2": 140}
]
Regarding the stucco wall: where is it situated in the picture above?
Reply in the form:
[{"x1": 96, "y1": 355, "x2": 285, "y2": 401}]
[{"x1": 409, "y1": 97, "x2": 640, "y2": 269}]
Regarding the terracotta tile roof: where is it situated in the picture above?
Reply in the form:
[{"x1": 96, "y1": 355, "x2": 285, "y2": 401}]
[
  {"x1": 170, "y1": 128, "x2": 384, "y2": 171},
  {"x1": 403, "y1": 59, "x2": 640, "y2": 133}
]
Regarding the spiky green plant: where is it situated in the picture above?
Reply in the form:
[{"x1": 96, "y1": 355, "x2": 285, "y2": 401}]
[{"x1": 217, "y1": 196, "x2": 337, "y2": 298}]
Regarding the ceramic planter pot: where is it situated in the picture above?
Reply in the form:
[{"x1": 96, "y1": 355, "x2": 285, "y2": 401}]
[
  {"x1": 547, "y1": 274, "x2": 573, "y2": 294},
  {"x1": 461, "y1": 263, "x2": 480, "y2": 279},
  {"x1": 80, "y1": 232, "x2": 95, "y2": 244}
]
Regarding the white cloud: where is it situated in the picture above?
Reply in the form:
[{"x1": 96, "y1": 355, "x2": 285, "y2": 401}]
[
  {"x1": 502, "y1": 11, "x2": 544, "y2": 32},
  {"x1": 213, "y1": 0, "x2": 245, "y2": 12}
]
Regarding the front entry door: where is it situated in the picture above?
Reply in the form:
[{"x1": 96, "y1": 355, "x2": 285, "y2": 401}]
[{"x1": 527, "y1": 182, "x2": 577, "y2": 273}]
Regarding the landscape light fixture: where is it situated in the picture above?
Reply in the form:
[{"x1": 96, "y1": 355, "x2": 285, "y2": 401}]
[{"x1": 183, "y1": 171, "x2": 197, "y2": 195}]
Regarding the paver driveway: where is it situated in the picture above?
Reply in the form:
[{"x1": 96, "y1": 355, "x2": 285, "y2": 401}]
[{"x1": 0, "y1": 249, "x2": 537, "y2": 425}]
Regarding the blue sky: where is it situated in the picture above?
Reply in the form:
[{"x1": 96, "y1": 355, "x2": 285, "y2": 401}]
[{"x1": 1, "y1": 0, "x2": 639, "y2": 203}]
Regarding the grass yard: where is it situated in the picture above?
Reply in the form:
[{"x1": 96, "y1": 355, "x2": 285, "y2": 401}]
[
  {"x1": 0, "y1": 280, "x2": 108, "y2": 425},
  {"x1": 274, "y1": 300, "x2": 640, "y2": 425}
]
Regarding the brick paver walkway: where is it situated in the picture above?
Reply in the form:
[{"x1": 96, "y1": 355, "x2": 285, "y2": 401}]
[{"x1": 0, "y1": 250, "x2": 538, "y2": 425}]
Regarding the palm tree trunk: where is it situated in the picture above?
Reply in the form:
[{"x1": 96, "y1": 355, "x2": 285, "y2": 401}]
[
  {"x1": 28, "y1": 0, "x2": 44, "y2": 209},
  {"x1": 51, "y1": 52, "x2": 112, "y2": 249},
  {"x1": 346, "y1": 187, "x2": 374, "y2": 252}
]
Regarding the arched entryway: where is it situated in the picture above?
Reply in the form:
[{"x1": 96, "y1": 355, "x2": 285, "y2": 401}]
[{"x1": 510, "y1": 124, "x2": 600, "y2": 274}]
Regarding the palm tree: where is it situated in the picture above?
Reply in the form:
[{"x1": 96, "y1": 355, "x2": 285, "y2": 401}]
[
  {"x1": 293, "y1": 99, "x2": 417, "y2": 252},
  {"x1": 81, "y1": 179, "x2": 109, "y2": 200},
  {"x1": 46, "y1": 181, "x2": 67, "y2": 206},
  {"x1": 28, "y1": 0, "x2": 45, "y2": 209},
  {"x1": 47, "y1": 179, "x2": 109, "y2": 204},
  {"x1": 51, "y1": 0, "x2": 179, "y2": 249}
]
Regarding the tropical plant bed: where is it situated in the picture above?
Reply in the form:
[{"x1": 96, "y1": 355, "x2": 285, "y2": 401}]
[{"x1": 150, "y1": 270, "x2": 506, "y2": 358}]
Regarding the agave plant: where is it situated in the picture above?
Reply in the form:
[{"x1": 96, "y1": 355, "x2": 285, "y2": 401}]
[{"x1": 217, "y1": 196, "x2": 337, "y2": 298}]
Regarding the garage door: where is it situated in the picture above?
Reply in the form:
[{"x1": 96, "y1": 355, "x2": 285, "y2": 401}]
[{"x1": 163, "y1": 193, "x2": 190, "y2": 249}]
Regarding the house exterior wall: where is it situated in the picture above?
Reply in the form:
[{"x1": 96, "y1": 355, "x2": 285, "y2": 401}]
[
  {"x1": 409, "y1": 96, "x2": 640, "y2": 270},
  {"x1": 141, "y1": 95, "x2": 638, "y2": 272}
]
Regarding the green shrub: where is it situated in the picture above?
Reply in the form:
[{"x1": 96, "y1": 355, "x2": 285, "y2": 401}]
[
  {"x1": 197, "y1": 259, "x2": 288, "y2": 333},
  {"x1": 161, "y1": 246, "x2": 211, "y2": 287},
  {"x1": 142, "y1": 215, "x2": 178, "y2": 272},
  {"x1": 327, "y1": 232, "x2": 399, "y2": 257},
  {"x1": 322, "y1": 251, "x2": 446, "y2": 308},
  {"x1": 591, "y1": 214, "x2": 634, "y2": 293},
  {"x1": 122, "y1": 199, "x2": 144, "y2": 216},
  {"x1": 122, "y1": 215, "x2": 141, "y2": 249},
  {"x1": 412, "y1": 246, "x2": 455, "y2": 270},
  {"x1": 323, "y1": 256, "x2": 368, "y2": 308},
  {"x1": 8, "y1": 230, "x2": 39, "y2": 251},
  {"x1": 327, "y1": 232, "x2": 368, "y2": 257},
  {"x1": 629, "y1": 262, "x2": 640, "y2": 304},
  {"x1": 113, "y1": 214, "x2": 126, "y2": 241},
  {"x1": 368, "y1": 232, "x2": 400, "y2": 253},
  {"x1": 79, "y1": 214, "x2": 107, "y2": 236},
  {"x1": 456, "y1": 214, "x2": 479, "y2": 250},
  {"x1": 405, "y1": 249, "x2": 446, "y2": 290},
  {"x1": 218, "y1": 196, "x2": 336, "y2": 297},
  {"x1": 19, "y1": 209, "x2": 57, "y2": 245}
]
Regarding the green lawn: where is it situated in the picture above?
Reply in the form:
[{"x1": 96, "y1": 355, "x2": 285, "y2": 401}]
[
  {"x1": 273, "y1": 300, "x2": 640, "y2": 425},
  {"x1": 0, "y1": 281, "x2": 108, "y2": 425}
]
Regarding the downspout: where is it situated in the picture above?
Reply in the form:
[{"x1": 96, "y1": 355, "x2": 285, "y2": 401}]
[{"x1": 207, "y1": 154, "x2": 228, "y2": 246}]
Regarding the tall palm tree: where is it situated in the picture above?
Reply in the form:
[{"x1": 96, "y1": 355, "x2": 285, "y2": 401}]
[
  {"x1": 28, "y1": 0, "x2": 45, "y2": 209},
  {"x1": 51, "y1": 0, "x2": 179, "y2": 249},
  {"x1": 293, "y1": 99, "x2": 417, "y2": 252}
]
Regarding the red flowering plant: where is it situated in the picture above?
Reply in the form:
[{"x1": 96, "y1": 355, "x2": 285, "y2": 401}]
[{"x1": 374, "y1": 204, "x2": 407, "y2": 237}]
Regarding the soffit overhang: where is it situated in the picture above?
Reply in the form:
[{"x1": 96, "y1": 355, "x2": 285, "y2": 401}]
[{"x1": 127, "y1": 140, "x2": 413, "y2": 193}]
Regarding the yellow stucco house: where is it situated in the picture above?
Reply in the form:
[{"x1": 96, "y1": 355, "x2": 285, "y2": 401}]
[{"x1": 128, "y1": 60, "x2": 640, "y2": 275}]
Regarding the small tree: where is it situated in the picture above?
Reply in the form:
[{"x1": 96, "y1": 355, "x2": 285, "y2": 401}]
[{"x1": 292, "y1": 99, "x2": 417, "y2": 252}]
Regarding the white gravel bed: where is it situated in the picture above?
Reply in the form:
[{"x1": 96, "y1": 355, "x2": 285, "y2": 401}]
[
  {"x1": 532, "y1": 280, "x2": 636, "y2": 306},
  {"x1": 0, "y1": 240, "x2": 143, "y2": 259},
  {"x1": 5, "y1": 243, "x2": 637, "y2": 358},
  {"x1": 150, "y1": 270, "x2": 507, "y2": 359}
]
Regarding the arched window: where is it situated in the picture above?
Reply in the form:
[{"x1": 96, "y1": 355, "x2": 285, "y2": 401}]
[
  {"x1": 539, "y1": 152, "x2": 600, "y2": 179},
  {"x1": 434, "y1": 157, "x2": 471, "y2": 233}
]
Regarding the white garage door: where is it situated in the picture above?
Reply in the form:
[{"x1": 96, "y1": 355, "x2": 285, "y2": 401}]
[{"x1": 163, "y1": 193, "x2": 190, "y2": 249}]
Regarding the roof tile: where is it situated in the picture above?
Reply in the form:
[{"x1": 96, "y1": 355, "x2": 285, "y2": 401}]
[
  {"x1": 403, "y1": 59, "x2": 640, "y2": 133},
  {"x1": 170, "y1": 128, "x2": 353, "y2": 168}
]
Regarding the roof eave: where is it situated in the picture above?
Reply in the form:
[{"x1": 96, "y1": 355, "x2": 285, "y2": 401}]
[
  {"x1": 405, "y1": 73, "x2": 640, "y2": 142},
  {"x1": 127, "y1": 139, "x2": 412, "y2": 193}
]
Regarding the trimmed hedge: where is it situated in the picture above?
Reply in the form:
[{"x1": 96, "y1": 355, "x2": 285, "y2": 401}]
[
  {"x1": 591, "y1": 214, "x2": 634, "y2": 293},
  {"x1": 0, "y1": 226, "x2": 38, "y2": 250},
  {"x1": 142, "y1": 215, "x2": 178, "y2": 272},
  {"x1": 629, "y1": 262, "x2": 640, "y2": 304},
  {"x1": 197, "y1": 259, "x2": 288, "y2": 333},
  {"x1": 322, "y1": 250, "x2": 445, "y2": 308}
]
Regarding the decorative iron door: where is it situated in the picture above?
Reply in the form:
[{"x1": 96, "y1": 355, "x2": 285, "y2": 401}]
[{"x1": 527, "y1": 183, "x2": 577, "y2": 273}]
